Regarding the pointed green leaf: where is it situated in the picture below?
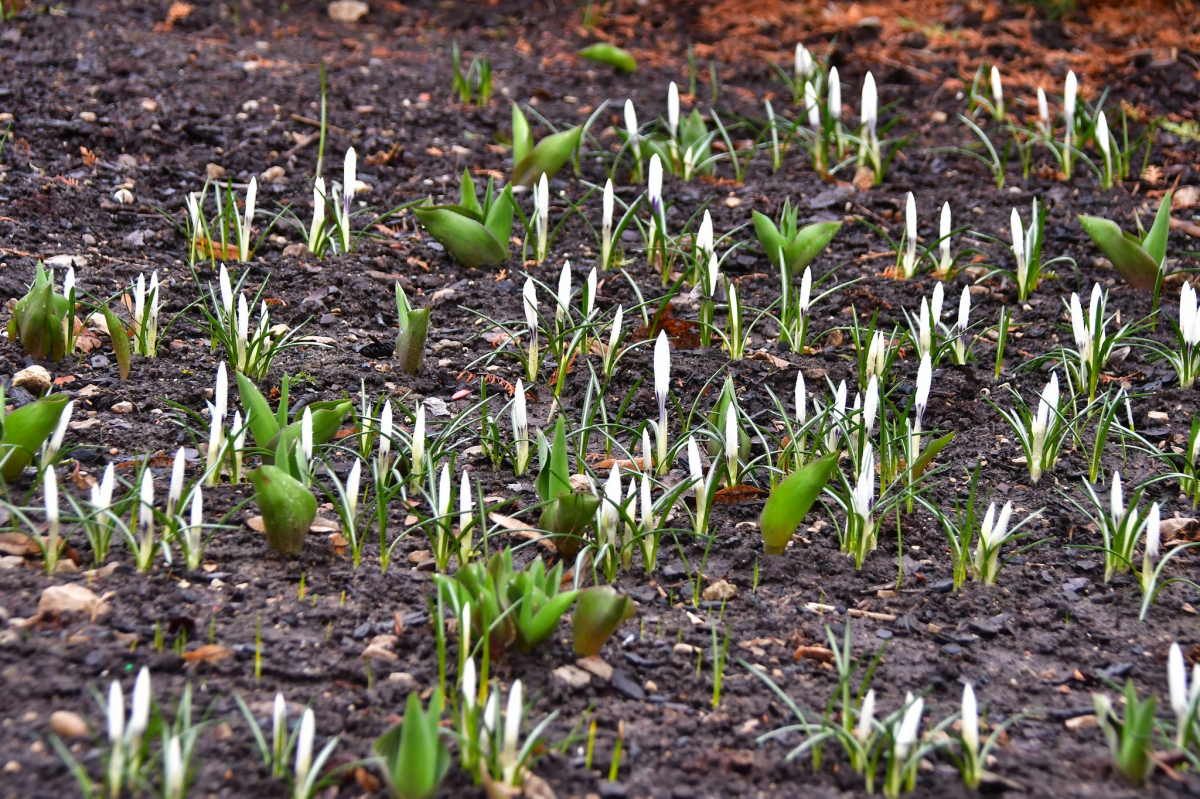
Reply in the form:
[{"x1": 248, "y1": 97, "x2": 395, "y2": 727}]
[
  {"x1": 102, "y1": 305, "x2": 132, "y2": 381},
  {"x1": 458, "y1": 168, "x2": 482, "y2": 221},
  {"x1": 784, "y1": 221, "x2": 842, "y2": 273},
  {"x1": 517, "y1": 589, "x2": 579, "y2": 651},
  {"x1": 0, "y1": 394, "x2": 71, "y2": 482},
  {"x1": 413, "y1": 203, "x2": 509, "y2": 268},
  {"x1": 511, "y1": 125, "x2": 583, "y2": 187},
  {"x1": 537, "y1": 417, "x2": 571, "y2": 501},
  {"x1": 236, "y1": 372, "x2": 281, "y2": 450},
  {"x1": 483, "y1": 183, "x2": 516, "y2": 246},
  {"x1": 12, "y1": 265, "x2": 66, "y2": 362},
  {"x1": 1142, "y1": 190, "x2": 1172, "y2": 267},
  {"x1": 512, "y1": 103, "x2": 532, "y2": 167},
  {"x1": 572, "y1": 586, "x2": 636, "y2": 657},
  {"x1": 266, "y1": 401, "x2": 352, "y2": 459},
  {"x1": 759, "y1": 452, "x2": 838, "y2": 555},
  {"x1": 1078, "y1": 215, "x2": 1160, "y2": 291},
  {"x1": 249, "y1": 465, "x2": 317, "y2": 556},
  {"x1": 539, "y1": 492, "x2": 599, "y2": 558},
  {"x1": 752, "y1": 211, "x2": 789, "y2": 264},
  {"x1": 578, "y1": 43, "x2": 637, "y2": 73}
]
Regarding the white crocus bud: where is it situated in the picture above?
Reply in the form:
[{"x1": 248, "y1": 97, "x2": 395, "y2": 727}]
[
  {"x1": 654, "y1": 331, "x2": 670, "y2": 470},
  {"x1": 219, "y1": 264, "x2": 234, "y2": 320},
  {"x1": 687, "y1": 436, "x2": 704, "y2": 489},
  {"x1": 234, "y1": 293, "x2": 250, "y2": 368},
  {"x1": 555, "y1": 262, "x2": 571, "y2": 329},
  {"x1": 856, "y1": 689, "x2": 875, "y2": 744},
  {"x1": 667, "y1": 82, "x2": 680, "y2": 143},
  {"x1": 129, "y1": 667, "x2": 152, "y2": 746},
  {"x1": 346, "y1": 458, "x2": 362, "y2": 520},
  {"x1": 294, "y1": 708, "x2": 315, "y2": 791},
  {"x1": 1064, "y1": 71, "x2": 1078, "y2": 151},
  {"x1": 63, "y1": 266, "x2": 75, "y2": 299},
  {"x1": 462, "y1": 655, "x2": 478, "y2": 712},
  {"x1": 522, "y1": 278, "x2": 539, "y2": 380},
  {"x1": 863, "y1": 375, "x2": 879, "y2": 437},
  {"x1": 961, "y1": 684, "x2": 979, "y2": 756},
  {"x1": 184, "y1": 485, "x2": 203, "y2": 570},
  {"x1": 1030, "y1": 373, "x2": 1059, "y2": 482},
  {"x1": 1110, "y1": 471, "x2": 1125, "y2": 531},
  {"x1": 648, "y1": 154, "x2": 663, "y2": 220},
  {"x1": 704, "y1": 252, "x2": 721, "y2": 299},
  {"x1": 828, "y1": 66, "x2": 841, "y2": 120},
  {"x1": 805, "y1": 81, "x2": 820, "y2": 128},
  {"x1": 512, "y1": 380, "x2": 529, "y2": 475},
  {"x1": 866, "y1": 331, "x2": 887, "y2": 382},
  {"x1": 826, "y1": 380, "x2": 848, "y2": 452},
  {"x1": 1011, "y1": 207, "x2": 1026, "y2": 293},
  {"x1": 164, "y1": 736, "x2": 184, "y2": 799},
  {"x1": 724, "y1": 401, "x2": 739, "y2": 484},
  {"x1": 300, "y1": 407, "x2": 313, "y2": 466},
  {"x1": 952, "y1": 285, "x2": 971, "y2": 363},
  {"x1": 137, "y1": 466, "x2": 154, "y2": 557},
  {"x1": 44, "y1": 399, "x2": 72, "y2": 462},
  {"x1": 601, "y1": 179, "x2": 614, "y2": 268},
  {"x1": 241, "y1": 177, "x2": 257, "y2": 261},
  {"x1": 107, "y1": 680, "x2": 125, "y2": 793},
  {"x1": 310, "y1": 177, "x2": 327, "y2": 248},
  {"x1": 1096, "y1": 110, "x2": 1111, "y2": 179},
  {"x1": 696, "y1": 210, "x2": 714, "y2": 263},
  {"x1": 1181, "y1": 281, "x2": 1199, "y2": 348},
  {"x1": 501, "y1": 680, "x2": 523, "y2": 785},
  {"x1": 918, "y1": 299, "x2": 932, "y2": 358},
  {"x1": 342, "y1": 147, "x2": 357, "y2": 243},
  {"x1": 990, "y1": 65, "x2": 1004, "y2": 119},
  {"x1": 1169, "y1": 641, "x2": 1190, "y2": 741},
  {"x1": 1142, "y1": 501, "x2": 1161, "y2": 596},
  {"x1": 43, "y1": 467, "x2": 59, "y2": 555},
  {"x1": 852, "y1": 443, "x2": 875, "y2": 527},
  {"x1": 795, "y1": 370, "x2": 807, "y2": 425},
  {"x1": 915, "y1": 353, "x2": 932, "y2": 433},
  {"x1": 794, "y1": 44, "x2": 813, "y2": 82},
  {"x1": 624, "y1": 99, "x2": 642, "y2": 166},
  {"x1": 272, "y1": 693, "x2": 288, "y2": 762},
  {"x1": 584, "y1": 267, "x2": 597, "y2": 321},
  {"x1": 379, "y1": 401, "x2": 394, "y2": 465},
  {"x1": 1037, "y1": 87, "x2": 1050, "y2": 135},
  {"x1": 1070, "y1": 291, "x2": 1091, "y2": 366},
  {"x1": 600, "y1": 464, "x2": 622, "y2": 548},
  {"x1": 186, "y1": 192, "x2": 202, "y2": 239},
  {"x1": 412, "y1": 402, "x2": 426, "y2": 479},
  {"x1": 799, "y1": 266, "x2": 812, "y2": 316},
  {"x1": 133, "y1": 273, "x2": 146, "y2": 330},
  {"x1": 903, "y1": 192, "x2": 917, "y2": 276},
  {"x1": 939, "y1": 202, "x2": 952, "y2": 271},
  {"x1": 606, "y1": 305, "x2": 624, "y2": 364},
  {"x1": 437, "y1": 465, "x2": 452, "y2": 528},
  {"x1": 895, "y1": 694, "x2": 924, "y2": 760},
  {"x1": 167, "y1": 447, "x2": 185, "y2": 520},
  {"x1": 861, "y1": 72, "x2": 877, "y2": 143},
  {"x1": 931, "y1": 282, "x2": 944, "y2": 330},
  {"x1": 459, "y1": 470, "x2": 474, "y2": 560},
  {"x1": 535, "y1": 173, "x2": 549, "y2": 261}
]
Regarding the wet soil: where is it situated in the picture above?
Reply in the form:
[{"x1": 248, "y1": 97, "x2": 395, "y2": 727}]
[{"x1": 2, "y1": 2, "x2": 1200, "y2": 799}]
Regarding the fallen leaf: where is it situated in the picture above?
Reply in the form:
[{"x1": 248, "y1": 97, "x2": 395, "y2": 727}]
[
  {"x1": 0, "y1": 532, "x2": 38, "y2": 556},
  {"x1": 38, "y1": 584, "x2": 111, "y2": 620},
  {"x1": 713, "y1": 484, "x2": 768, "y2": 504},
  {"x1": 182, "y1": 644, "x2": 234, "y2": 664}
]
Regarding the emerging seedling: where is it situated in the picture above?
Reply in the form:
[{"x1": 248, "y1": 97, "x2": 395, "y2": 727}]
[
  {"x1": 511, "y1": 103, "x2": 584, "y2": 187},
  {"x1": 414, "y1": 170, "x2": 515, "y2": 268},
  {"x1": 373, "y1": 690, "x2": 450, "y2": 799},
  {"x1": 9, "y1": 261, "x2": 70, "y2": 361},
  {"x1": 394, "y1": 284, "x2": 431, "y2": 375}
]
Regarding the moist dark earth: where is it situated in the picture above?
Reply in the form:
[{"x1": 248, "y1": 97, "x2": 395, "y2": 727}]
[{"x1": 2, "y1": 1, "x2": 1200, "y2": 798}]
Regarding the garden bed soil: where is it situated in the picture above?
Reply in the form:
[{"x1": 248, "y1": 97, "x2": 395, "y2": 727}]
[{"x1": 2, "y1": 2, "x2": 1200, "y2": 799}]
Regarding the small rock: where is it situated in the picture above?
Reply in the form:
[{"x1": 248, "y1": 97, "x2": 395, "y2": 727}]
[
  {"x1": 3, "y1": 761, "x2": 20, "y2": 774},
  {"x1": 1065, "y1": 714, "x2": 1098, "y2": 731},
  {"x1": 206, "y1": 163, "x2": 226, "y2": 181},
  {"x1": 1161, "y1": 516, "x2": 1197, "y2": 539},
  {"x1": 1147, "y1": 411, "x2": 1169, "y2": 424},
  {"x1": 79, "y1": 111, "x2": 97, "y2": 123},
  {"x1": 210, "y1": 722, "x2": 234, "y2": 741},
  {"x1": 576, "y1": 656, "x2": 613, "y2": 681},
  {"x1": 407, "y1": 549, "x2": 431, "y2": 563},
  {"x1": 568, "y1": 473, "x2": 591, "y2": 491},
  {"x1": 431, "y1": 339, "x2": 463, "y2": 354},
  {"x1": 111, "y1": 401, "x2": 134, "y2": 414},
  {"x1": 12, "y1": 366, "x2": 52, "y2": 395},
  {"x1": 261, "y1": 165, "x2": 287, "y2": 182},
  {"x1": 552, "y1": 664, "x2": 592, "y2": 689},
  {"x1": 38, "y1": 583, "x2": 110, "y2": 619},
  {"x1": 702, "y1": 580, "x2": 737, "y2": 602},
  {"x1": 122, "y1": 230, "x2": 146, "y2": 248},
  {"x1": 113, "y1": 188, "x2": 134, "y2": 205},
  {"x1": 610, "y1": 669, "x2": 645, "y2": 700},
  {"x1": 328, "y1": 0, "x2": 369, "y2": 22},
  {"x1": 0, "y1": 556, "x2": 24, "y2": 570},
  {"x1": 673, "y1": 643, "x2": 701, "y2": 656},
  {"x1": 282, "y1": 243, "x2": 309, "y2": 258},
  {"x1": 49, "y1": 711, "x2": 89, "y2": 739},
  {"x1": 387, "y1": 672, "x2": 418, "y2": 691},
  {"x1": 930, "y1": 110, "x2": 948, "y2": 124}
]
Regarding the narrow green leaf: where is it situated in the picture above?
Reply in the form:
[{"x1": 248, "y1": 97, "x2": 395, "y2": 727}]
[
  {"x1": 911, "y1": 431, "x2": 956, "y2": 479},
  {"x1": 759, "y1": 452, "x2": 838, "y2": 555},
  {"x1": 483, "y1": 183, "x2": 516, "y2": 246},
  {"x1": 1142, "y1": 189, "x2": 1172, "y2": 267},
  {"x1": 1078, "y1": 214, "x2": 1160, "y2": 291},
  {"x1": 458, "y1": 168, "x2": 482, "y2": 221},
  {"x1": 512, "y1": 104, "x2": 532, "y2": 167},
  {"x1": 578, "y1": 43, "x2": 637, "y2": 72}
]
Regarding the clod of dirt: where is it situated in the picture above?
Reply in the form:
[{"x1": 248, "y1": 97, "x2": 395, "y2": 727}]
[
  {"x1": 702, "y1": 579, "x2": 738, "y2": 601},
  {"x1": 12, "y1": 365, "x2": 51, "y2": 395},
  {"x1": 48, "y1": 711, "x2": 89, "y2": 739},
  {"x1": 37, "y1": 583, "x2": 110, "y2": 620},
  {"x1": 328, "y1": 0, "x2": 368, "y2": 23}
]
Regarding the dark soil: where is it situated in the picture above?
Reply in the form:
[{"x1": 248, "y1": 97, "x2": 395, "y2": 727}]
[{"x1": 2, "y1": 2, "x2": 1200, "y2": 799}]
